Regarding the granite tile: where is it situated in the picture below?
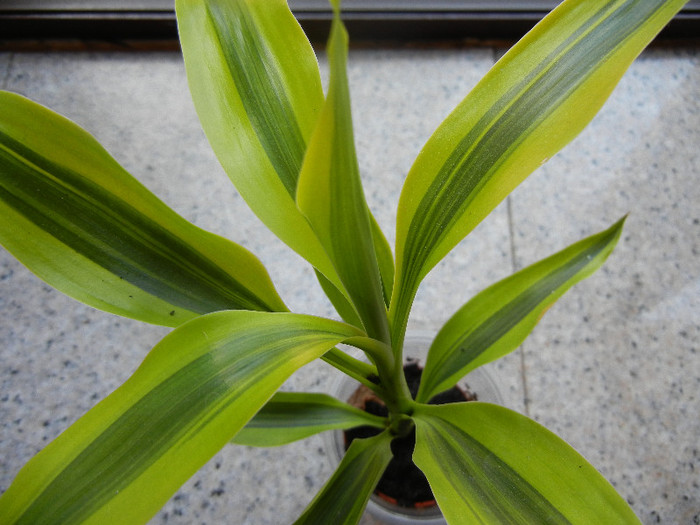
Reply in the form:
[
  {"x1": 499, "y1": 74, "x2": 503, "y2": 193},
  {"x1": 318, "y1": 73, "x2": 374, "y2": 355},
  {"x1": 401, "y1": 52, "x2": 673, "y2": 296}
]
[
  {"x1": 8, "y1": 42, "x2": 692, "y2": 524},
  {"x1": 509, "y1": 48, "x2": 699, "y2": 523},
  {"x1": 0, "y1": 46, "x2": 525, "y2": 525},
  {"x1": 0, "y1": 51, "x2": 321, "y2": 525}
]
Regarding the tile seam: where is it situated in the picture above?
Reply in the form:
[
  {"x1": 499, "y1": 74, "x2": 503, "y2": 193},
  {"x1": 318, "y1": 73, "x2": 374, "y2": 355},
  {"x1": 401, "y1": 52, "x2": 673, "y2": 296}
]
[
  {"x1": 496, "y1": 43, "x2": 532, "y2": 416},
  {"x1": 506, "y1": 194, "x2": 531, "y2": 417}
]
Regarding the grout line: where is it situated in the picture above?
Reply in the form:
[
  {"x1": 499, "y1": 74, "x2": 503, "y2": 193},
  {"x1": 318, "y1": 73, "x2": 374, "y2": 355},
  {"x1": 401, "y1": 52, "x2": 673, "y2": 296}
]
[
  {"x1": 496, "y1": 43, "x2": 531, "y2": 417},
  {"x1": 506, "y1": 196, "x2": 519, "y2": 274},
  {"x1": 507, "y1": 195, "x2": 531, "y2": 417},
  {"x1": 491, "y1": 45, "x2": 532, "y2": 414},
  {"x1": 1, "y1": 52, "x2": 15, "y2": 90}
]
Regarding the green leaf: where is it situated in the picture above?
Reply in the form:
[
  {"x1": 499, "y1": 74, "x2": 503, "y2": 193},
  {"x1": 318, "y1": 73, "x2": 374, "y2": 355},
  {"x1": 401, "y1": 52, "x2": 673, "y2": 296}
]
[
  {"x1": 413, "y1": 403, "x2": 641, "y2": 524},
  {"x1": 391, "y1": 0, "x2": 688, "y2": 343},
  {"x1": 176, "y1": 0, "x2": 348, "y2": 300},
  {"x1": 0, "y1": 91, "x2": 286, "y2": 328},
  {"x1": 370, "y1": 213, "x2": 395, "y2": 307},
  {"x1": 321, "y1": 347, "x2": 380, "y2": 392},
  {"x1": 313, "y1": 213, "x2": 394, "y2": 328},
  {"x1": 0, "y1": 311, "x2": 362, "y2": 525},
  {"x1": 294, "y1": 431, "x2": 393, "y2": 525},
  {"x1": 233, "y1": 392, "x2": 386, "y2": 447},
  {"x1": 316, "y1": 269, "x2": 364, "y2": 327},
  {"x1": 296, "y1": 3, "x2": 389, "y2": 343},
  {"x1": 417, "y1": 217, "x2": 624, "y2": 402}
]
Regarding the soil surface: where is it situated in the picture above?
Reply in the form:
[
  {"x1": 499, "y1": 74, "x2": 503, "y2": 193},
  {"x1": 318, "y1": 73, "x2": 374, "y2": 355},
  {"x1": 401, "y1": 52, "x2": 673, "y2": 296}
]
[{"x1": 343, "y1": 361, "x2": 477, "y2": 508}]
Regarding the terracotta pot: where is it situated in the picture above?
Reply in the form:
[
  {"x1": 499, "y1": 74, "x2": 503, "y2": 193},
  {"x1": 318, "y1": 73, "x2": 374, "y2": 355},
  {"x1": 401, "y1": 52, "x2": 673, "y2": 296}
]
[{"x1": 326, "y1": 332, "x2": 503, "y2": 524}]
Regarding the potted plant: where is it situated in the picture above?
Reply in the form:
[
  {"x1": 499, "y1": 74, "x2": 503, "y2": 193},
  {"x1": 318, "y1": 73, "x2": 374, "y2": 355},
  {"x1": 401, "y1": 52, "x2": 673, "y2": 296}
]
[{"x1": 0, "y1": 0, "x2": 688, "y2": 523}]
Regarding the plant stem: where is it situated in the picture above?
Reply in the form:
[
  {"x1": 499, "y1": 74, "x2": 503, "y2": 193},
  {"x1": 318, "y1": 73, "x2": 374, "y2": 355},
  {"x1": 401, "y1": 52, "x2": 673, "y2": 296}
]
[
  {"x1": 388, "y1": 413, "x2": 414, "y2": 438},
  {"x1": 321, "y1": 348, "x2": 380, "y2": 392},
  {"x1": 344, "y1": 336, "x2": 415, "y2": 415},
  {"x1": 388, "y1": 277, "x2": 416, "y2": 365}
]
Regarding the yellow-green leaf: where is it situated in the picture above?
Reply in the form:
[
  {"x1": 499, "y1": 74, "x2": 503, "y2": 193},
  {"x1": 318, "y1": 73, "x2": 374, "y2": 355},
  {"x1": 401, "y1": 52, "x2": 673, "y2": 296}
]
[
  {"x1": 176, "y1": 0, "x2": 348, "y2": 299},
  {"x1": 417, "y1": 217, "x2": 624, "y2": 402},
  {"x1": 370, "y1": 213, "x2": 395, "y2": 307},
  {"x1": 391, "y1": 0, "x2": 687, "y2": 344},
  {"x1": 413, "y1": 403, "x2": 641, "y2": 524},
  {"x1": 296, "y1": 3, "x2": 389, "y2": 342},
  {"x1": 316, "y1": 269, "x2": 364, "y2": 327},
  {"x1": 0, "y1": 91, "x2": 286, "y2": 327},
  {"x1": 233, "y1": 392, "x2": 386, "y2": 447},
  {"x1": 0, "y1": 311, "x2": 362, "y2": 524},
  {"x1": 294, "y1": 431, "x2": 393, "y2": 525}
]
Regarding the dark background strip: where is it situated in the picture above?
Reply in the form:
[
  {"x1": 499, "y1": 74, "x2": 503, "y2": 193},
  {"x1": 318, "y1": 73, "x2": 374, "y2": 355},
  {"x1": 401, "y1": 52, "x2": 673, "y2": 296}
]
[{"x1": 1, "y1": 1, "x2": 698, "y2": 48}]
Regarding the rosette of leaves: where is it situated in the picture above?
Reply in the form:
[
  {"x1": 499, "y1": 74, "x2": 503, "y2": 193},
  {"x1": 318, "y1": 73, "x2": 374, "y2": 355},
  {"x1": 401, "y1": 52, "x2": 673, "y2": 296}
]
[{"x1": 0, "y1": 0, "x2": 687, "y2": 523}]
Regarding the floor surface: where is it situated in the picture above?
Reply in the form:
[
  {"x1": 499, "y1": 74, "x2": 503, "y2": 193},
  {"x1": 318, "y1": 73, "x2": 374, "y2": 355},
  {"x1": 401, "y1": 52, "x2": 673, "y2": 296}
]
[{"x1": 0, "y1": 43, "x2": 698, "y2": 524}]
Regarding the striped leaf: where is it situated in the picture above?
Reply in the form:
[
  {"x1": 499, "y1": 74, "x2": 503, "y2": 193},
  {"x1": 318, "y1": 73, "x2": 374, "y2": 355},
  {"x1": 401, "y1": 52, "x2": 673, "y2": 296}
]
[
  {"x1": 233, "y1": 391, "x2": 386, "y2": 447},
  {"x1": 0, "y1": 311, "x2": 362, "y2": 525},
  {"x1": 416, "y1": 218, "x2": 624, "y2": 402},
  {"x1": 320, "y1": 345, "x2": 380, "y2": 391},
  {"x1": 294, "y1": 431, "x2": 393, "y2": 525},
  {"x1": 176, "y1": 0, "x2": 349, "y2": 302},
  {"x1": 316, "y1": 269, "x2": 364, "y2": 327},
  {"x1": 0, "y1": 91, "x2": 286, "y2": 327},
  {"x1": 314, "y1": 218, "x2": 394, "y2": 327},
  {"x1": 371, "y1": 213, "x2": 395, "y2": 307},
  {"x1": 296, "y1": 1, "x2": 390, "y2": 342},
  {"x1": 391, "y1": 0, "x2": 688, "y2": 344},
  {"x1": 413, "y1": 403, "x2": 641, "y2": 524}
]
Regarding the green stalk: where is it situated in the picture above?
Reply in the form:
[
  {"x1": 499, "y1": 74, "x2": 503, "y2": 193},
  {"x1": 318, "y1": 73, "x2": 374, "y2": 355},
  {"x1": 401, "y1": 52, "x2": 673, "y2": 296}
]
[
  {"x1": 321, "y1": 348, "x2": 381, "y2": 392},
  {"x1": 388, "y1": 281, "x2": 416, "y2": 366},
  {"x1": 344, "y1": 336, "x2": 415, "y2": 415}
]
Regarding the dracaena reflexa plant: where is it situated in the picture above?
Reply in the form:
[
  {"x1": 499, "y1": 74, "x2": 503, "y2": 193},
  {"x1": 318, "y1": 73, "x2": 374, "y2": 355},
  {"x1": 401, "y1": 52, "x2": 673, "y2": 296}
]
[{"x1": 0, "y1": 0, "x2": 687, "y2": 523}]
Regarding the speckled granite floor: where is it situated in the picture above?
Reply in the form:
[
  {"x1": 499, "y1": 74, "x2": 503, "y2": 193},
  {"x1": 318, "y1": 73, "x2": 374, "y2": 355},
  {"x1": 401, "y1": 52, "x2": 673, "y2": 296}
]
[{"x1": 0, "y1": 43, "x2": 697, "y2": 524}]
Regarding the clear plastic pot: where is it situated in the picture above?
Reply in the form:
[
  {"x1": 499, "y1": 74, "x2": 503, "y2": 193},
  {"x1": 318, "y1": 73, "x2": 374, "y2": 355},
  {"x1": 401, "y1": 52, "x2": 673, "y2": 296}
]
[{"x1": 325, "y1": 332, "x2": 503, "y2": 525}]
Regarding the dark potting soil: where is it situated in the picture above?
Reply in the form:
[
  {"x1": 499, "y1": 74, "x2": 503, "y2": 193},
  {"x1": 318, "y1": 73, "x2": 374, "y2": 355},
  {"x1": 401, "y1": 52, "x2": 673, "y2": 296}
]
[{"x1": 343, "y1": 362, "x2": 477, "y2": 508}]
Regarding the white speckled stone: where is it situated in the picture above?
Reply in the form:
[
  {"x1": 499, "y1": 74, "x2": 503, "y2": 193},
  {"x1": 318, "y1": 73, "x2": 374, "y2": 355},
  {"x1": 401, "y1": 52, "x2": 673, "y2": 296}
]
[
  {"x1": 0, "y1": 54, "x2": 12, "y2": 88},
  {"x1": 0, "y1": 47, "x2": 512, "y2": 525},
  {"x1": 509, "y1": 48, "x2": 700, "y2": 524},
  {"x1": 2, "y1": 41, "x2": 696, "y2": 525}
]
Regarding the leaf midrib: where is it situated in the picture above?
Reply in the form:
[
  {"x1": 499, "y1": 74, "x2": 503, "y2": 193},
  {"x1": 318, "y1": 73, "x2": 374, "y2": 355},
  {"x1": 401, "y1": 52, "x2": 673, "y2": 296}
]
[
  {"x1": 400, "y1": 0, "x2": 661, "y2": 299},
  {"x1": 0, "y1": 132, "x2": 271, "y2": 313}
]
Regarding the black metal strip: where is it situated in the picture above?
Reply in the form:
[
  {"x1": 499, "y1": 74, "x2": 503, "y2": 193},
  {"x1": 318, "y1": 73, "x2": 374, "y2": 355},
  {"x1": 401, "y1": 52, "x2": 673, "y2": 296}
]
[{"x1": 0, "y1": 6, "x2": 697, "y2": 45}]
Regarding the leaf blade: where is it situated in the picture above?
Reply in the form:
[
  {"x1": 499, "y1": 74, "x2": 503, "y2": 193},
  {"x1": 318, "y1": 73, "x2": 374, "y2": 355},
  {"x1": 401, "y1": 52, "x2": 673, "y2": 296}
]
[
  {"x1": 176, "y1": 0, "x2": 347, "y2": 297},
  {"x1": 0, "y1": 311, "x2": 362, "y2": 524},
  {"x1": 413, "y1": 403, "x2": 641, "y2": 524},
  {"x1": 0, "y1": 91, "x2": 286, "y2": 327},
  {"x1": 294, "y1": 431, "x2": 393, "y2": 525},
  {"x1": 233, "y1": 392, "x2": 386, "y2": 447},
  {"x1": 391, "y1": 0, "x2": 687, "y2": 343},
  {"x1": 370, "y1": 213, "x2": 395, "y2": 307},
  {"x1": 296, "y1": 4, "x2": 390, "y2": 342},
  {"x1": 315, "y1": 269, "x2": 364, "y2": 327},
  {"x1": 417, "y1": 218, "x2": 625, "y2": 402}
]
